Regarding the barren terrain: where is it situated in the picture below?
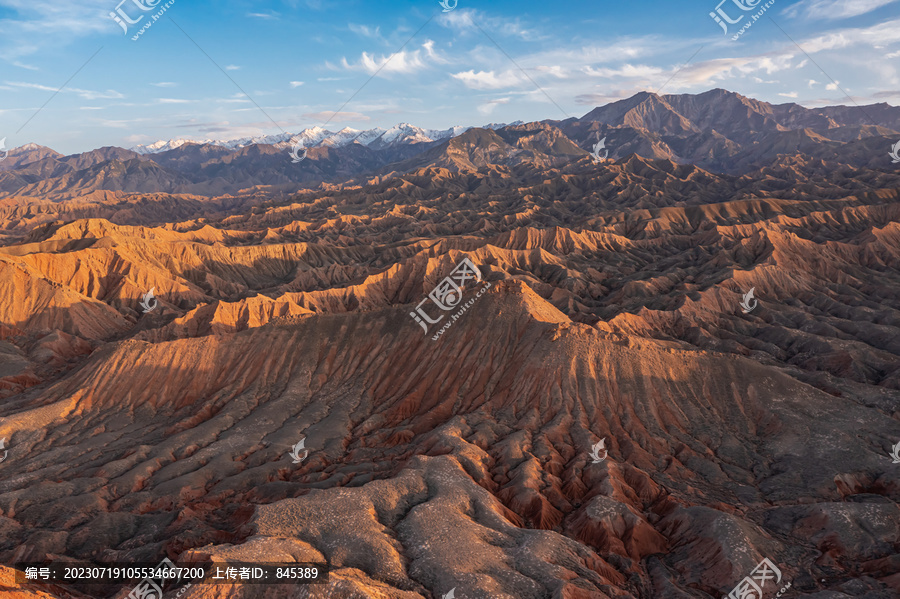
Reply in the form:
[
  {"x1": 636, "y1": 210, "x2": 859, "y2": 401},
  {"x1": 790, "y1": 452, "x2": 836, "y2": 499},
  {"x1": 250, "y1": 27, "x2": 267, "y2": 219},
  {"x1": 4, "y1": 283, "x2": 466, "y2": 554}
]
[{"x1": 1, "y1": 91, "x2": 899, "y2": 598}]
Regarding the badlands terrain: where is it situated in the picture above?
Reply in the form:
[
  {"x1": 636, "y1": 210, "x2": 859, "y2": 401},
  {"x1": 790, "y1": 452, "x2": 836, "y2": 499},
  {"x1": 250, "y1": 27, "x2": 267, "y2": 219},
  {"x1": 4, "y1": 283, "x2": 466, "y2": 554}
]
[{"x1": 0, "y1": 90, "x2": 899, "y2": 598}]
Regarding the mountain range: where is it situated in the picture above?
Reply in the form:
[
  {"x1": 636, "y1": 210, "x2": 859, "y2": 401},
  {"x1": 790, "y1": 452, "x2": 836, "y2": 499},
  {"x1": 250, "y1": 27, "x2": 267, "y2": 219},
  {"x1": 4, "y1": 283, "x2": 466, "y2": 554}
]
[
  {"x1": 2, "y1": 89, "x2": 898, "y2": 202},
  {"x1": 130, "y1": 122, "x2": 524, "y2": 154}
]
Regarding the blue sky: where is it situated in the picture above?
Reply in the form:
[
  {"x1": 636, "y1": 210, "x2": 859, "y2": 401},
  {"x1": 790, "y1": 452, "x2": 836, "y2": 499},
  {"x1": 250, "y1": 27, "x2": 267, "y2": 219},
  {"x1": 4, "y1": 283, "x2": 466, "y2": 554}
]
[{"x1": 1, "y1": 0, "x2": 899, "y2": 154}]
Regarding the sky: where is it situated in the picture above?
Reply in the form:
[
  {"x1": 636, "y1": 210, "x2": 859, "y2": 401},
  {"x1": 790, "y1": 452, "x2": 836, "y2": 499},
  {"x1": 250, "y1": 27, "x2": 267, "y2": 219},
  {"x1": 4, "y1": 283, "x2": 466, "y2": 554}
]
[{"x1": 1, "y1": 0, "x2": 899, "y2": 154}]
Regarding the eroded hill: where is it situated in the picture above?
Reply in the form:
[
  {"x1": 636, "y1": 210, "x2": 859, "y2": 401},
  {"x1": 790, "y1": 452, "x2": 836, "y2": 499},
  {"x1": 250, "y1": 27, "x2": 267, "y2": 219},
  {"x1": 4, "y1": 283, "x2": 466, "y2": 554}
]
[{"x1": 1, "y1": 100, "x2": 900, "y2": 599}]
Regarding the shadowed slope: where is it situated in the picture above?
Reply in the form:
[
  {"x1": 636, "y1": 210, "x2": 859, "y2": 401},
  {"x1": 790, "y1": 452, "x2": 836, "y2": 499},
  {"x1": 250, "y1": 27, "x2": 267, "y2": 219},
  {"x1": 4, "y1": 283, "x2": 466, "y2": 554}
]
[{"x1": 0, "y1": 282, "x2": 897, "y2": 597}]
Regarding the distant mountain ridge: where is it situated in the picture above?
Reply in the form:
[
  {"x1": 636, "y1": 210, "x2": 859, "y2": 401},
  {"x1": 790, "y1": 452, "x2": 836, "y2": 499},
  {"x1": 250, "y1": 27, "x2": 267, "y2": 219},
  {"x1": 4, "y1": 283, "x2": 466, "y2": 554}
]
[
  {"x1": 1, "y1": 89, "x2": 898, "y2": 200},
  {"x1": 131, "y1": 122, "x2": 523, "y2": 154}
]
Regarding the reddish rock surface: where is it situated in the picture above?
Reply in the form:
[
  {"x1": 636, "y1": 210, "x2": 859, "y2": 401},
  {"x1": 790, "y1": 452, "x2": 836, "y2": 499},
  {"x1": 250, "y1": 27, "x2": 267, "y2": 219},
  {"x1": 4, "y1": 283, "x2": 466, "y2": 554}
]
[{"x1": 1, "y1": 96, "x2": 899, "y2": 598}]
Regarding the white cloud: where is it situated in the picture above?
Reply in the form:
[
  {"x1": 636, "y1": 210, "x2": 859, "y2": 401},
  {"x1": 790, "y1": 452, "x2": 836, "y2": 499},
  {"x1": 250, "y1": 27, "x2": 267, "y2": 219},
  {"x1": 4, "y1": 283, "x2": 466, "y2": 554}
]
[
  {"x1": 290, "y1": 81, "x2": 305, "y2": 88},
  {"x1": 422, "y1": 40, "x2": 446, "y2": 63},
  {"x1": 303, "y1": 111, "x2": 369, "y2": 122},
  {"x1": 665, "y1": 54, "x2": 796, "y2": 89},
  {"x1": 225, "y1": 65, "x2": 241, "y2": 71},
  {"x1": 453, "y1": 19, "x2": 896, "y2": 107},
  {"x1": 826, "y1": 81, "x2": 839, "y2": 90},
  {"x1": 451, "y1": 69, "x2": 524, "y2": 90},
  {"x1": 783, "y1": 0, "x2": 899, "y2": 20},
  {"x1": 799, "y1": 19, "x2": 900, "y2": 53},
  {"x1": 96, "y1": 117, "x2": 152, "y2": 129},
  {"x1": 534, "y1": 65, "x2": 569, "y2": 79},
  {"x1": 477, "y1": 97, "x2": 510, "y2": 116},
  {"x1": 437, "y1": 9, "x2": 476, "y2": 32},
  {"x1": 4, "y1": 80, "x2": 124, "y2": 100},
  {"x1": 349, "y1": 100, "x2": 401, "y2": 112},
  {"x1": 583, "y1": 64, "x2": 664, "y2": 79},
  {"x1": 507, "y1": 38, "x2": 658, "y2": 70},
  {"x1": 437, "y1": 8, "x2": 539, "y2": 40},
  {"x1": 341, "y1": 42, "x2": 438, "y2": 75},
  {"x1": 778, "y1": 92, "x2": 799, "y2": 98},
  {"x1": 218, "y1": 93, "x2": 251, "y2": 104},
  {"x1": 0, "y1": 0, "x2": 113, "y2": 36},
  {"x1": 151, "y1": 82, "x2": 177, "y2": 88},
  {"x1": 348, "y1": 23, "x2": 382, "y2": 39}
]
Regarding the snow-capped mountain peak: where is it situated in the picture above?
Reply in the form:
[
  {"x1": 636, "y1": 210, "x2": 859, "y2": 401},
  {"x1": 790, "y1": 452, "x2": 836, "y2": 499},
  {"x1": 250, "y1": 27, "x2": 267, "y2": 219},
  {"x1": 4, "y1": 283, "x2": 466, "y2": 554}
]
[{"x1": 130, "y1": 121, "x2": 513, "y2": 155}]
